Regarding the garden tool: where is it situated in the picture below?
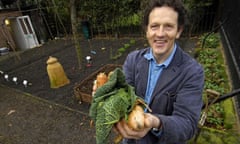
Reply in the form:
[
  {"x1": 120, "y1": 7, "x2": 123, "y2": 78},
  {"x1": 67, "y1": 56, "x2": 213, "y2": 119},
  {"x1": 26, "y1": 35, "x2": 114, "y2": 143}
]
[
  {"x1": 193, "y1": 89, "x2": 220, "y2": 143},
  {"x1": 193, "y1": 88, "x2": 240, "y2": 143},
  {"x1": 46, "y1": 56, "x2": 70, "y2": 88},
  {"x1": 202, "y1": 88, "x2": 240, "y2": 109}
]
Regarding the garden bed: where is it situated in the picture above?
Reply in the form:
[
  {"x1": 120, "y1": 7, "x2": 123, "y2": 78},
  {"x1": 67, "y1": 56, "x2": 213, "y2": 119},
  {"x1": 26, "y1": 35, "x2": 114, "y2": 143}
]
[{"x1": 2, "y1": 36, "x2": 237, "y2": 144}]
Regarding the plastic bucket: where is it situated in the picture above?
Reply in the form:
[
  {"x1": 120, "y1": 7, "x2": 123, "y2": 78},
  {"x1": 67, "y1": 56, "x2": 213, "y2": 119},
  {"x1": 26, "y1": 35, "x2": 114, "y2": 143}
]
[{"x1": 0, "y1": 47, "x2": 9, "y2": 56}]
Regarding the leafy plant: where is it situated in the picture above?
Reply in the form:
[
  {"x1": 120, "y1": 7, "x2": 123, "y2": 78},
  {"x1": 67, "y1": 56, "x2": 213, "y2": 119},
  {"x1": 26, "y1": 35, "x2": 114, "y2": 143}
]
[
  {"x1": 199, "y1": 33, "x2": 220, "y2": 49},
  {"x1": 118, "y1": 47, "x2": 126, "y2": 53},
  {"x1": 124, "y1": 43, "x2": 130, "y2": 49},
  {"x1": 191, "y1": 32, "x2": 239, "y2": 144},
  {"x1": 129, "y1": 39, "x2": 136, "y2": 45},
  {"x1": 111, "y1": 39, "x2": 136, "y2": 60}
]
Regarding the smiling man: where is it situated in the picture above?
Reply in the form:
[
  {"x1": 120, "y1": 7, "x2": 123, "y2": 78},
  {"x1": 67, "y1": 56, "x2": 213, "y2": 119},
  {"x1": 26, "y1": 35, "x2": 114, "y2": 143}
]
[
  {"x1": 115, "y1": 0, "x2": 205, "y2": 144},
  {"x1": 146, "y1": 6, "x2": 183, "y2": 64}
]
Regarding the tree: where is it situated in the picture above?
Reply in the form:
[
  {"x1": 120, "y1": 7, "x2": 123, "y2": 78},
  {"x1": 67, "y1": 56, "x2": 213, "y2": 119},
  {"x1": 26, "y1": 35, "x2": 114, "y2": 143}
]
[{"x1": 70, "y1": 0, "x2": 82, "y2": 69}]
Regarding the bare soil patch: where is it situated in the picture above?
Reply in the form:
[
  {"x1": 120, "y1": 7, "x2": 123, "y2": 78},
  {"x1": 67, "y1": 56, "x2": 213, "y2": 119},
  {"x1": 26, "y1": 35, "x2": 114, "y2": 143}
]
[{"x1": 0, "y1": 37, "x2": 148, "y2": 144}]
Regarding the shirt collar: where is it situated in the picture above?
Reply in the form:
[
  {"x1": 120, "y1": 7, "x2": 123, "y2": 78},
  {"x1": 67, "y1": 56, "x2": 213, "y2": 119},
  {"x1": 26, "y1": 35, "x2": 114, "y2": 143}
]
[{"x1": 144, "y1": 43, "x2": 177, "y2": 67}]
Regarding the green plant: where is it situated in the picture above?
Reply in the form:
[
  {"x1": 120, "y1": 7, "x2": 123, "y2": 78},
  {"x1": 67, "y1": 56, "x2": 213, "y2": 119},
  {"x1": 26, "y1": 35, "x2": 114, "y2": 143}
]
[
  {"x1": 111, "y1": 39, "x2": 136, "y2": 60},
  {"x1": 199, "y1": 33, "x2": 220, "y2": 49},
  {"x1": 124, "y1": 43, "x2": 130, "y2": 49},
  {"x1": 192, "y1": 32, "x2": 239, "y2": 144},
  {"x1": 118, "y1": 47, "x2": 126, "y2": 53},
  {"x1": 129, "y1": 39, "x2": 136, "y2": 45}
]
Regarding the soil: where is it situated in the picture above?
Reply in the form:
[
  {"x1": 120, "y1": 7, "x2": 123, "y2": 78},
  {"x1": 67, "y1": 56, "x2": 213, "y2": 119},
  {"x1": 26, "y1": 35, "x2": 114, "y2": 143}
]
[{"x1": 0, "y1": 37, "x2": 196, "y2": 144}]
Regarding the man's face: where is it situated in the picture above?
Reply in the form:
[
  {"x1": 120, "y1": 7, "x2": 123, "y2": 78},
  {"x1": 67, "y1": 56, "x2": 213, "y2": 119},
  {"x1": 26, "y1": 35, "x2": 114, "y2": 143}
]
[{"x1": 146, "y1": 6, "x2": 183, "y2": 63}]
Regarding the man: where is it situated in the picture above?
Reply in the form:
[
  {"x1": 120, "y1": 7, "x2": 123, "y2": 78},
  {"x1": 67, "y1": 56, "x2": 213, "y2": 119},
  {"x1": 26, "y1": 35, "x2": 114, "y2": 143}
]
[{"x1": 115, "y1": 0, "x2": 204, "y2": 143}]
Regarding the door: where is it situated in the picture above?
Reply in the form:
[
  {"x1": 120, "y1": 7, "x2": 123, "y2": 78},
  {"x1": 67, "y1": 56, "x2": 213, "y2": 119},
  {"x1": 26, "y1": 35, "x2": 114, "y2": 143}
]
[{"x1": 17, "y1": 16, "x2": 39, "y2": 49}]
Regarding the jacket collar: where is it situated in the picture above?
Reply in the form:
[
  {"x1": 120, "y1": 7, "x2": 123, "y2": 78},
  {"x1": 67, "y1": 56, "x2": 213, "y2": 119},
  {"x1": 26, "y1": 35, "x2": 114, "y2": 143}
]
[
  {"x1": 143, "y1": 44, "x2": 177, "y2": 67},
  {"x1": 136, "y1": 45, "x2": 184, "y2": 102}
]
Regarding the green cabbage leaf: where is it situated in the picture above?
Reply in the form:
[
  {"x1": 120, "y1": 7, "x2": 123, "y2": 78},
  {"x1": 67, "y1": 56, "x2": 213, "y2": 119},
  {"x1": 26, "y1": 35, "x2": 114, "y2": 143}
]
[{"x1": 89, "y1": 68, "x2": 139, "y2": 144}]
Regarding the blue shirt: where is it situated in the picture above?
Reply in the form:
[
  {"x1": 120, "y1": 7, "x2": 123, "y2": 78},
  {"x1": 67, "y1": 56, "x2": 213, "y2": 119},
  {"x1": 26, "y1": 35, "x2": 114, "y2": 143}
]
[
  {"x1": 144, "y1": 44, "x2": 177, "y2": 105},
  {"x1": 143, "y1": 44, "x2": 176, "y2": 137}
]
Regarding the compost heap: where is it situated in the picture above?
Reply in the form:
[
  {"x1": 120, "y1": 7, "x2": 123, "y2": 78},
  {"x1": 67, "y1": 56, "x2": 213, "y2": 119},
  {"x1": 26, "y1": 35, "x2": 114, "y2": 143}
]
[{"x1": 89, "y1": 68, "x2": 142, "y2": 144}]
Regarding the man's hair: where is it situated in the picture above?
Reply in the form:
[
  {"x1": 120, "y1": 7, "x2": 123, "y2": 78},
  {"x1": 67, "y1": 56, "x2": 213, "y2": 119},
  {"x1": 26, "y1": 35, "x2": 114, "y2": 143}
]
[{"x1": 142, "y1": 0, "x2": 187, "y2": 30}]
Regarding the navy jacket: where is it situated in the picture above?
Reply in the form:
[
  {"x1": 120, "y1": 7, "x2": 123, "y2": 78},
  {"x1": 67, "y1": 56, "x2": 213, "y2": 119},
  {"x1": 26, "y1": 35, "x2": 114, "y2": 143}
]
[{"x1": 123, "y1": 45, "x2": 204, "y2": 144}]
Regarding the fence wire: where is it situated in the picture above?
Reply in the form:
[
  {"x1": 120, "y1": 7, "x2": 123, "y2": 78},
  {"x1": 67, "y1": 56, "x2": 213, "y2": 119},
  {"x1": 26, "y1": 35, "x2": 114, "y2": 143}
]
[{"x1": 220, "y1": 0, "x2": 240, "y2": 117}]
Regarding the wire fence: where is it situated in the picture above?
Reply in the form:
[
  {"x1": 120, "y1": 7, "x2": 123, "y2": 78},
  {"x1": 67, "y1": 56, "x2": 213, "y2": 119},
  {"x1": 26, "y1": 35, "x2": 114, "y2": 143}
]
[{"x1": 220, "y1": 0, "x2": 240, "y2": 117}]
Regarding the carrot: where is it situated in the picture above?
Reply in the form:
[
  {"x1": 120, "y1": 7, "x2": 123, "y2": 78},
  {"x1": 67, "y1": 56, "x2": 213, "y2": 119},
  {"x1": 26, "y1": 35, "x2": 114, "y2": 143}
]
[
  {"x1": 96, "y1": 72, "x2": 108, "y2": 88},
  {"x1": 92, "y1": 72, "x2": 108, "y2": 96}
]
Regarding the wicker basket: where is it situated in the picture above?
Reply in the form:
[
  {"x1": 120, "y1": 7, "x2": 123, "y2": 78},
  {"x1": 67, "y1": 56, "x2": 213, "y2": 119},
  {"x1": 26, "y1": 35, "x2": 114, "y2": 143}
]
[{"x1": 74, "y1": 64, "x2": 122, "y2": 103}]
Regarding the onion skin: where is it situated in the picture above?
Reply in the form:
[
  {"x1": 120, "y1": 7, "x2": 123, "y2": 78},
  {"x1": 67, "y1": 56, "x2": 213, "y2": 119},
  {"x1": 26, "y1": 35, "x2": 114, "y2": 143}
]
[{"x1": 128, "y1": 105, "x2": 145, "y2": 131}]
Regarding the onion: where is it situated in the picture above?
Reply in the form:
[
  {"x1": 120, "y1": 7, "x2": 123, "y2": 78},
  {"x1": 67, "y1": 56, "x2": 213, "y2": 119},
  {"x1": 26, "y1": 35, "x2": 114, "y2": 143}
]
[{"x1": 127, "y1": 105, "x2": 145, "y2": 130}]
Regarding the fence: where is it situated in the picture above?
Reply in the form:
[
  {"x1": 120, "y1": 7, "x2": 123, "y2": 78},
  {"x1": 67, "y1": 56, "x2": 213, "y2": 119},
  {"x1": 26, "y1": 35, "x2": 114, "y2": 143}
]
[
  {"x1": 183, "y1": 3, "x2": 218, "y2": 37},
  {"x1": 220, "y1": 0, "x2": 240, "y2": 117}
]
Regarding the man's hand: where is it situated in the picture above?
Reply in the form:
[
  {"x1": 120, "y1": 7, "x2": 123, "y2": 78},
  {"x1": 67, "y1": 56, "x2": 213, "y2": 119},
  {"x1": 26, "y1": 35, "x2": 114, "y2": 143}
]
[{"x1": 115, "y1": 113, "x2": 161, "y2": 139}]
